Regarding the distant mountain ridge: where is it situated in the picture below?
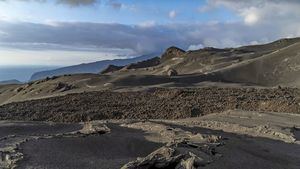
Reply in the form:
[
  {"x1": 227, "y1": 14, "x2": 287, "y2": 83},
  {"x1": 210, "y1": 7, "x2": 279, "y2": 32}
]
[
  {"x1": 30, "y1": 54, "x2": 158, "y2": 81},
  {"x1": 0, "y1": 79, "x2": 22, "y2": 85}
]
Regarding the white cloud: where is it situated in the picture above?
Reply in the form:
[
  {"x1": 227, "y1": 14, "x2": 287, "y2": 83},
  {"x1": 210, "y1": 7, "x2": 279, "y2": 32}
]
[
  {"x1": 1, "y1": 20, "x2": 299, "y2": 55},
  {"x1": 169, "y1": 10, "x2": 177, "y2": 19},
  {"x1": 244, "y1": 13, "x2": 258, "y2": 25},
  {"x1": 0, "y1": 30, "x2": 8, "y2": 36},
  {"x1": 138, "y1": 20, "x2": 156, "y2": 28},
  {"x1": 198, "y1": 5, "x2": 211, "y2": 13},
  {"x1": 188, "y1": 44, "x2": 204, "y2": 51},
  {"x1": 242, "y1": 7, "x2": 259, "y2": 25},
  {"x1": 0, "y1": 48, "x2": 125, "y2": 66},
  {"x1": 202, "y1": 0, "x2": 300, "y2": 27}
]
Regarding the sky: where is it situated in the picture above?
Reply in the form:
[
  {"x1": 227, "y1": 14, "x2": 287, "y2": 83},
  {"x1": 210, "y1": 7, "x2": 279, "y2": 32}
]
[{"x1": 1, "y1": 0, "x2": 300, "y2": 66}]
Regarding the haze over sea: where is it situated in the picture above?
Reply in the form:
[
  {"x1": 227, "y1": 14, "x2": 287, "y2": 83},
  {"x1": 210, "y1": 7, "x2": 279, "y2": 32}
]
[{"x1": 0, "y1": 66, "x2": 59, "y2": 82}]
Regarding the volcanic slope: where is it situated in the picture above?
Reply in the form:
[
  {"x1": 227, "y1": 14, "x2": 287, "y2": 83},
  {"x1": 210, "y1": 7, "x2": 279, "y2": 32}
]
[
  {"x1": 106, "y1": 37, "x2": 300, "y2": 87},
  {"x1": 1, "y1": 38, "x2": 300, "y2": 105},
  {"x1": 215, "y1": 41, "x2": 300, "y2": 86}
]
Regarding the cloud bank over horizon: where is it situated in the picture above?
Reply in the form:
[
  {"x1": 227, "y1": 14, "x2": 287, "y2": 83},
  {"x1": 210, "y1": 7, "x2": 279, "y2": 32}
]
[{"x1": 1, "y1": 0, "x2": 300, "y2": 65}]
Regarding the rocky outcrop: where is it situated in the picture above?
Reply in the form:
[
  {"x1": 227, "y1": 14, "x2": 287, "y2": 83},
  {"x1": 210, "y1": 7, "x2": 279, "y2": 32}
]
[
  {"x1": 122, "y1": 143, "x2": 217, "y2": 169},
  {"x1": 52, "y1": 82, "x2": 75, "y2": 92},
  {"x1": 79, "y1": 121, "x2": 111, "y2": 134},
  {"x1": 161, "y1": 46, "x2": 186, "y2": 62},
  {"x1": 167, "y1": 68, "x2": 178, "y2": 76},
  {"x1": 121, "y1": 122, "x2": 222, "y2": 169},
  {"x1": 122, "y1": 57, "x2": 160, "y2": 70},
  {"x1": 100, "y1": 65, "x2": 124, "y2": 74}
]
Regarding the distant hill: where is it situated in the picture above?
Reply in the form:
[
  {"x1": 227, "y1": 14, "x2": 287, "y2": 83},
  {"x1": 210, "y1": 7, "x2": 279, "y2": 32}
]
[
  {"x1": 30, "y1": 54, "x2": 158, "y2": 81},
  {"x1": 0, "y1": 79, "x2": 22, "y2": 85}
]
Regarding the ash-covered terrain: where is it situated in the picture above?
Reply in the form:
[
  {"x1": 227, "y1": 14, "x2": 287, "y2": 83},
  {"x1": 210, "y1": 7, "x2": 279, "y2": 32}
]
[{"x1": 1, "y1": 38, "x2": 300, "y2": 169}]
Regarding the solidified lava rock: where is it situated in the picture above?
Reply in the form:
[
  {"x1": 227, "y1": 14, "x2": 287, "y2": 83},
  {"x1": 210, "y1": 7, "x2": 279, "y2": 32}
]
[
  {"x1": 161, "y1": 46, "x2": 186, "y2": 62},
  {"x1": 0, "y1": 87, "x2": 299, "y2": 123},
  {"x1": 100, "y1": 65, "x2": 124, "y2": 74},
  {"x1": 52, "y1": 82, "x2": 75, "y2": 92},
  {"x1": 167, "y1": 68, "x2": 178, "y2": 77}
]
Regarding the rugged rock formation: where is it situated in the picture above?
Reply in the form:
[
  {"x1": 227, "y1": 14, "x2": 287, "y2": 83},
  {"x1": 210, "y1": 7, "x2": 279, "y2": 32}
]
[
  {"x1": 122, "y1": 57, "x2": 160, "y2": 70},
  {"x1": 122, "y1": 143, "x2": 216, "y2": 169},
  {"x1": 167, "y1": 68, "x2": 178, "y2": 76},
  {"x1": 100, "y1": 65, "x2": 124, "y2": 74},
  {"x1": 161, "y1": 46, "x2": 186, "y2": 62},
  {"x1": 121, "y1": 122, "x2": 222, "y2": 169},
  {"x1": 52, "y1": 82, "x2": 75, "y2": 92}
]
